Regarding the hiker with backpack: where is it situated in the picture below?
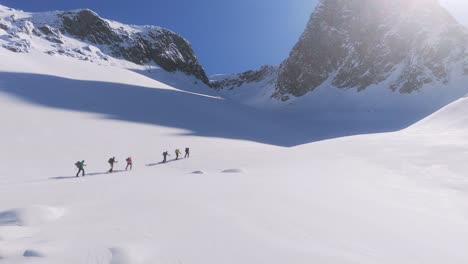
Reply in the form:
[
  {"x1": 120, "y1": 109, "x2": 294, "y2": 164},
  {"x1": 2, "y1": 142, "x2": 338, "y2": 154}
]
[
  {"x1": 108, "y1": 157, "x2": 117, "y2": 173},
  {"x1": 162, "y1": 151, "x2": 170, "y2": 163},
  {"x1": 185, "y1": 147, "x2": 190, "y2": 158},
  {"x1": 75, "y1": 160, "x2": 86, "y2": 177},
  {"x1": 175, "y1": 149, "x2": 182, "y2": 160},
  {"x1": 125, "y1": 157, "x2": 133, "y2": 171}
]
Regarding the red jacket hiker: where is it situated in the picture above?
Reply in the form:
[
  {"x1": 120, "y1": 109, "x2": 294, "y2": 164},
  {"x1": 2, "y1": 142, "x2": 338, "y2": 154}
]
[{"x1": 126, "y1": 157, "x2": 133, "y2": 171}]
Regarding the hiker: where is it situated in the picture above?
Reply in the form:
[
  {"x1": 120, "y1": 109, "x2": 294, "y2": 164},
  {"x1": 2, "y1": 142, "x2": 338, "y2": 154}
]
[
  {"x1": 175, "y1": 149, "x2": 182, "y2": 160},
  {"x1": 75, "y1": 160, "x2": 86, "y2": 177},
  {"x1": 125, "y1": 157, "x2": 133, "y2": 171},
  {"x1": 108, "y1": 157, "x2": 117, "y2": 173},
  {"x1": 162, "y1": 151, "x2": 170, "y2": 163},
  {"x1": 185, "y1": 147, "x2": 190, "y2": 158}
]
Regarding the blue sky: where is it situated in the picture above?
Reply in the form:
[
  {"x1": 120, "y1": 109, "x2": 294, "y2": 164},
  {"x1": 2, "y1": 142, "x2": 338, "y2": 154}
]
[{"x1": 1, "y1": 0, "x2": 317, "y2": 75}]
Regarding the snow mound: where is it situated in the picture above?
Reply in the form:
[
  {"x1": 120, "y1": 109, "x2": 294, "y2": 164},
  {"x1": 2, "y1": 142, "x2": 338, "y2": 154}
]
[
  {"x1": 109, "y1": 246, "x2": 157, "y2": 264},
  {"x1": 0, "y1": 210, "x2": 17, "y2": 226},
  {"x1": 0, "y1": 206, "x2": 65, "y2": 226},
  {"x1": 221, "y1": 169, "x2": 244, "y2": 174},
  {"x1": 109, "y1": 248, "x2": 131, "y2": 264},
  {"x1": 23, "y1": 249, "x2": 45, "y2": 258}
]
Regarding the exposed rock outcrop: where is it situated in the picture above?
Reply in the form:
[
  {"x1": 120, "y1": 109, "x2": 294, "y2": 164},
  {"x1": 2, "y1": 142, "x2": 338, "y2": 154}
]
[
  {"x1": 0, "y1": 8, "x2": 209, "y2": 84},
  {"x1": 274, "y1": 0, "x2": 468, "y2": 100}
]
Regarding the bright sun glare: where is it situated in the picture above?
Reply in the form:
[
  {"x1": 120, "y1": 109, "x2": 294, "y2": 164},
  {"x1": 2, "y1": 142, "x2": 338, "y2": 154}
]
[{"x1": 439, "y1": 0, "x2": 468, "y2": 27}]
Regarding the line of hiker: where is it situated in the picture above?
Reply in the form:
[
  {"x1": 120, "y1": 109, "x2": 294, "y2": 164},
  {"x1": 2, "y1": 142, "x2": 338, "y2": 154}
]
[
  {"x1": 162, "y1": 147, "x2": 189, "y2": 163},
  {"x1": 75, "y1": 147, "x2": 190, "y2": 177}
]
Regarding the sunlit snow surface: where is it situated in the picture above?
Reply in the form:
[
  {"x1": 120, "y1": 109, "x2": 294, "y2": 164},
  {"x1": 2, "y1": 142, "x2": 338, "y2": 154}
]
[{"x1": 2, "y1": 4, "x2": 468, "y2": 264}]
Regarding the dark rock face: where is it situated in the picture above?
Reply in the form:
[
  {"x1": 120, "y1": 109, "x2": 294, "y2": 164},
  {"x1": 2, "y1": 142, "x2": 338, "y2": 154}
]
[
  {"x1": 58, "y1": 10, "x2": 209, "y2": 84},
  {"x1": 60, "y1": 10, "x2": 118, "y2": 45},
  {"x1": 37, "y1": 25, "x2": 63, "y2": 44},
  {"x1": 2, "y1": 39, "x2": 30, "y2": 53},
  {"x1": 114, "y1": 27, "x2": 208, "y2": 84},
  {"x1": 0, "y1": 8, "x2": 208, "y2": 84},
  {"x1": 211, "y1": 65, "x2": 277, "y2": 90},
  {"x1": 275, "y1": 0, "x2": 468, "y2": 101}
]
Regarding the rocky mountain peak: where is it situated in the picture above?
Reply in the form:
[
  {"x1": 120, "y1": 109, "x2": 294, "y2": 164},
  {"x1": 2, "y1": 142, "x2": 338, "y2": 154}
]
[
  {"x1": 0, "y1": 7, "x2": 209, "y2": 84},
  {"x1": 274, "y1": 0, "x2": 468, "y2": 101},
  {"x1": 59, "y1": 9, "x2": 117, "y2": 45}
]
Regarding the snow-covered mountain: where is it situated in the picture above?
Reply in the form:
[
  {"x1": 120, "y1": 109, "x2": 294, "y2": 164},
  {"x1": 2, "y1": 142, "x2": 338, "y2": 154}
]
[
  {"x1": 214, "y1": 0, "x2": 468, "y2": 113},
  {"x1": 276, "y1": 0, "x2": 468, "y2": 99},
  {"x1": 0, "y1": 5, "x2": 209, "y2": 84}
]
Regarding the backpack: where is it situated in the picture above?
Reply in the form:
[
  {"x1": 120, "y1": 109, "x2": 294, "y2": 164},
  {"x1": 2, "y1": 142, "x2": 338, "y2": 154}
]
[
  {"x1": 75, "y1": 161, "x2": 81, "y2": 168},
  {"x1": 185, "y1": 148, "x2": 189, "y2": 153},
  {"x1": 108, "y1": 158, "x2": 113, "y2": 164}
]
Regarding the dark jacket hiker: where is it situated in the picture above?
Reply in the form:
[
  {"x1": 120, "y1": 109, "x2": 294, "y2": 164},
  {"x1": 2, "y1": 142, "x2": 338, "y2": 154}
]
[
  {"x1": 75, "y1": 160, "x2": 86, "y2": 177},
  {"x1": 162, "y1": 151, "x2": 170, "y2": 163},
  {"x1": 108, "y1": 157, "x2": 117, "y2": 173}
]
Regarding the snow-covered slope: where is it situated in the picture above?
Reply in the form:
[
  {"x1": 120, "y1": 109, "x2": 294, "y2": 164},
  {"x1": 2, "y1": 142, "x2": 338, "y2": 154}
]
[
  {"x1": 2, "y1": 3, "x2": 468, "y2": 264},
  {"x1": 410, "y1": 95, "x2": 468, "y2": 132},
  {"x1": 0, "y1": 48, "x2": 468, "y2": 264},
  {"x1": 2, "y1": 33, "x2": 468, "y2": 264}
]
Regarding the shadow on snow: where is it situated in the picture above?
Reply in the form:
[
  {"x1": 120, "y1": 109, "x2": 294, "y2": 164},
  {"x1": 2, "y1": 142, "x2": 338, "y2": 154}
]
[
  {"x1": 0, "y1": 72, "x2": 430, "y2": 147},
  {"x1": 50, "y1": 170, "x2": 127, "y2": 180},
  {"x1": 146, "y1": 158, "x2": 185, "y2": 167}
]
